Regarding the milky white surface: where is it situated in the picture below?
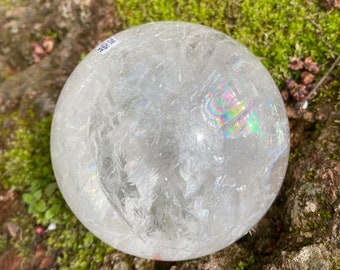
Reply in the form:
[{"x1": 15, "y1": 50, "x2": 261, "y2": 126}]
[{"x1": 51, "y1": 22, "x2": 290, "y2": 261}]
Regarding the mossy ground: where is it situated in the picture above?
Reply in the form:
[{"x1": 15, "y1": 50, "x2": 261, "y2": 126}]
[
  {"x1": 116, "y1": 0, "x2": 339, "y2": 86},
  {"x1": 0, "y1": 0, "x2": 339, "y2": 269},
  {"x1": 0, "y1": 115, "x2": 114, "y2": 269}
]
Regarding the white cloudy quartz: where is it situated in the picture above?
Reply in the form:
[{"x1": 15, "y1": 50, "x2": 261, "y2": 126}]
[{"x1": 51, "y1": 21, "x2": 290, "y2": 261}]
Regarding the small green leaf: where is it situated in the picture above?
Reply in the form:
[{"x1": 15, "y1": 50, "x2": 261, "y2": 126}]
[
  {"x1": 33, "y1": 190, "x2": 42, "y2": 200},
  {"x1": 83, "y1": 232, "x2": 94, "y2": 247},
  {"x1": 30, "y1": 180, "x2": 42, "y2": 190},
  {"x1": 44, "y1": 205, "x2": 61, "y2": 220},
  {"x1": 44, "y1": 182, "x2": 57, "y2": 197},
  {"x1": 22, "y1": 193, "x2": 35, "y2": 204},
  {"x1": 28, "y1": 205, "x2": 34, "y2": 214},
  {"x1": 35, "y1": 200, "x2": 47, "y2": 213}
]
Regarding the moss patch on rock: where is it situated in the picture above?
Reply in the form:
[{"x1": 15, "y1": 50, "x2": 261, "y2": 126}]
[{"x1": 116, "y1": 0, "x2": 339, "y2": 86}]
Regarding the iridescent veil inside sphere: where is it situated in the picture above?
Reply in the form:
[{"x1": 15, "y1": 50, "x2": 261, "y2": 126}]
[{"x1": 51, "y1": 22, "x2": 290, "y2": 261}]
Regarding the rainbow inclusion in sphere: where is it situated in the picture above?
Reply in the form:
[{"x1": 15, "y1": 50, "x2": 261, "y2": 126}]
[{"x1": 51, "y1": 22, "x2": 290, "y2": 261}]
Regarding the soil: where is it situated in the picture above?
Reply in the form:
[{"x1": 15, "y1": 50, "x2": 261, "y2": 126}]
[
  {"x1": 0, "y1": 189, "x2": 23, "y2": 270},
  {"x1": 0, "y1": 0, "x2": 339, "y2": 269}
]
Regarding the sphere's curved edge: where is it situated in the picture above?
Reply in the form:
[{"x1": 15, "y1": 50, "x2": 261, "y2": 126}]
[{"x1": 50, "y1": 21, "x2": 290, "y2": 261}]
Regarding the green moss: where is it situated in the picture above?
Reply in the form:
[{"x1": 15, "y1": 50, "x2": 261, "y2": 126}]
[
  {"x1": 0, "y1": 115, "x2": 113, "y2": 269},
  {"x1": 0, "y1": 0, "x2": 29, "y2": 12},
  {"x1": 315, "y1": 79, "x2": 340, "y2": 107},
  {"x1": 115, "y1": 0, "x2": 240, "y2": 34},
  {"x1": 235, "y1": 255, "x2": 255, "y2": 270},
  {"x1": 0, "y1": 234, "x2": 8, "y2": 255},
  {"x1": 293, "y1": 193, "x2": 334, "y2": 241},
  {"x1": 233, "y1": 0, "x2": 339, "y2": 85},
  {"x1": 116, "y1": 0, "x2": 339, "y2": 88}
]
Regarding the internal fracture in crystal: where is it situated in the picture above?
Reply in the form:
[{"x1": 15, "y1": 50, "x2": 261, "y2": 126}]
[{"x1": 51, "y1": 22, "x2": 290, "y2": 261}]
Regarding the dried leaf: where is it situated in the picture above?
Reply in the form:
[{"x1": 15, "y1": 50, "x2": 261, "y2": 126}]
[
  {"x1": 289, "y1": 57, "x2": 304, "y2": 70},
  {"x1": 42, "y1": 37, "x2": 54, "y2": 53},
  {"x1": 304, "y1": 61, "x2": 320, "y2": 74},
  {"x1": 281, "y1": 89, "x2": 289, "y2": 101},
  {"x1": 32, "y1": 43, "x2": 47, "y2": 63},
  {"x1": 6, "y1": 222, "x2": 20, "y2": 237},
  {"x1": 291, "y1": 85, "x2": 308, "y2": 102},
  {"x1": 301, "y1": 71, "x2": 315, "y2": 85},
  {"x1": 286, "y1": 79, "x2": 299, "y2": 90},
  {"x1": 324, "y1": 0, "x2": 340, "y2": 9},
  {"x1": 304, "y1": 56, "x2": 313, "y2": 64}
]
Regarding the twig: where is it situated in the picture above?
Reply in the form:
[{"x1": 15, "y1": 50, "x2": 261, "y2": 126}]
[{"x1": 299, "y1": 55, "x2": 340, "y2": 112}]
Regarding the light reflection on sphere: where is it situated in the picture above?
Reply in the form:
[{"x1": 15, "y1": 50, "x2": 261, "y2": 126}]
[{"x1": 51, "y1": 22, "x2": 290, "y2": 261}]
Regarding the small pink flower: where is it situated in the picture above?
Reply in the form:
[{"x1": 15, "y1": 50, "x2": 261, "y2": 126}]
[{"x1": 36, "y1": 225, "x2": 45, "y2": 235}]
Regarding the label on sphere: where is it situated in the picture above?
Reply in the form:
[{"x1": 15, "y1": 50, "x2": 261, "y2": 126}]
[{"x1": 96, "y1": 36, "x2": 119, "y2": 54}]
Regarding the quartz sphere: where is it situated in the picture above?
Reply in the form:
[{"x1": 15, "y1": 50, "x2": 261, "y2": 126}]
[{"x1": 51, "y1": 22, "x2": 290, "y2": 261}]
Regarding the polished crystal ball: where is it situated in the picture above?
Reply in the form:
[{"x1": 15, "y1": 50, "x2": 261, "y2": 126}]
[{"x1": 51, "y1": 22, "x2": 290, "y2": 261}]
